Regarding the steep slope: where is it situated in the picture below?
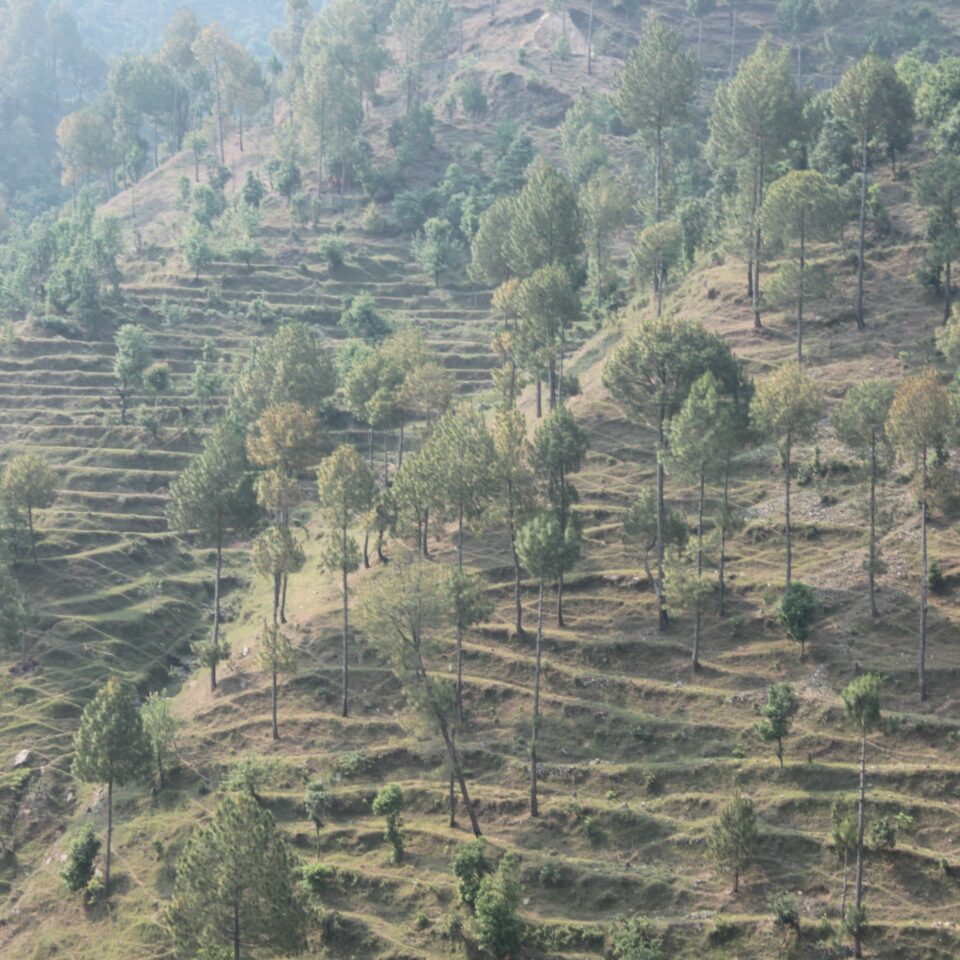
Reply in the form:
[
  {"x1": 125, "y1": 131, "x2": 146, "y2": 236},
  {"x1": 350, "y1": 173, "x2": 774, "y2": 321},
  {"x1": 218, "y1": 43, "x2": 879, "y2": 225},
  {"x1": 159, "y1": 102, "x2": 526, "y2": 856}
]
[{"x1": 3, "y1": 2, "x2": 960, "y2": 959}]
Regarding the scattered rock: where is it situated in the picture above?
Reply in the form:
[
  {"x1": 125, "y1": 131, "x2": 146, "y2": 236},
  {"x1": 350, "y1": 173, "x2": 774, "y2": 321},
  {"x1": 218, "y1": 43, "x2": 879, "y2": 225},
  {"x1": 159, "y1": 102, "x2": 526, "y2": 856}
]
[{"x1": 12, "y1": 749, "x2": 32, "y2": 769}]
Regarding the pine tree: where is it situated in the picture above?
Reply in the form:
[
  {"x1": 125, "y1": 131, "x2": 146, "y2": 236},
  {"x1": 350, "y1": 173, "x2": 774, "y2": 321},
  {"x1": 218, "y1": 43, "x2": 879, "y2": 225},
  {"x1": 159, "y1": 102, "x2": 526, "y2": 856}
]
[
  {"x1": 168, "y1": 793, "x2": 306, "y2": 960},
  {"x1": 841, "y1": 673, "x2": 883, "y2": 959},
  {"x1": 0, "y1": 453, "x2": 57, "y2": 564},
  {"x1": 709, "y1": 792, "x2": 759, "y2": 893},
  {"x1": 751, "y1": 363, "x2": 823, "y2": 585},
  {"x1": 316, "y1": 444, "x2": 375, "y2": 718},
  {"x1": 832, "y1": 55, "x2": 913, "y2": 329},
  {"x1": 887, "y1": 369, "x2": 955, "y2": 701},
  {"x1": 832, "y1": 379, "x2": 894, "y2": 617},
  {"x1": 257, "y1": 619, "x2": 297, "y2": 740},
  {"x1": 71, "y1": 678, "x2": 151, "y2": 890},
  {"x1": 755, "y1": 682, "x2": 798, "y2": 767},
  {"x1": 141, "y1": 691, "x2": 179, "y2": 790}
]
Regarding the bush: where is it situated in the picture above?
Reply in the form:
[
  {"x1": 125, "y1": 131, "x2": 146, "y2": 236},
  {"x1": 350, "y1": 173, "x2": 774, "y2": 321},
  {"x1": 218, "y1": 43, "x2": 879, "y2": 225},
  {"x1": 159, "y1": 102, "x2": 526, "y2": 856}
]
[
  {"x1": 472, "y1": 853, "x2": 522, "y2": 959},
  {"x1": 870, "y1": 815, "x2": 896, "y2": 850},
  {"x1": 340, "y1": 292, "x2": 391, "y2": 342},
  {"x1": 319, "y1": 236, "x2": 346, "y2": 268},
  {"x1": 221, "y1": 754, "x2": 279, "y2": 800},
  {"x1": 371, "y1": 783, "x2": 404, "y2": 863},
  {"x1": 452, "y1": 838, "x2": 492, "y2": 907},
  {"x1": 927, "y1": 559, "x2": 947, "y2": 594},
  {"x1": 707, "y1": 917, "x2": 739, "y2": 945},
  {"x1": 539, "y1": 858, "x2": 563, "y2": 885},
  {"x1": 62, "y1": 826, "x2": 101, "y2": 892},
  {"x1": 770, "y1": 891, "x2": 801, "y2": 931},
  {"x1": 610, "y1": 915, "x2": 663, "y2": 960},
  {"x1": 301, "y1": 862, "x2": 336, "y2": 894},
  {"x1": 777, "y1": 582, "x2": 817, "y2": 657}
]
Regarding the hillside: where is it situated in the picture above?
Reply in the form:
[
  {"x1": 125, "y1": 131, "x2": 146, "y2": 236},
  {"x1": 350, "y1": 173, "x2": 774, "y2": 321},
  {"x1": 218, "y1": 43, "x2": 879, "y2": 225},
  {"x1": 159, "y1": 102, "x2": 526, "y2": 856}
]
[{"x1": 3, "y1": 2, "x2": 960, "y2": 959}]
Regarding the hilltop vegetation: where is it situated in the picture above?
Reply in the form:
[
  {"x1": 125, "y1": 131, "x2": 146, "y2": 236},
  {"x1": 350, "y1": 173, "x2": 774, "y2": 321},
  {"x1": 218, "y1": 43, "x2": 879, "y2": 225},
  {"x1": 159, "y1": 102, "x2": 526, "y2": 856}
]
[{"x1": 4, "y1": 2, "x2": 960, "y2": 960}]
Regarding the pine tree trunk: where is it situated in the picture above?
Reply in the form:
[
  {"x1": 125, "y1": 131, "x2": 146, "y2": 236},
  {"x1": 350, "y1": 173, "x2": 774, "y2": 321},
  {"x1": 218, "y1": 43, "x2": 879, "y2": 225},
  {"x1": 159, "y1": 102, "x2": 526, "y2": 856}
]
[
  {"x1": 853, "y1": 730, "x2": 867, "y2": 958},
  {"x1": 719, "y1": 466, "x2": 730, "y2": 615},
  {"x1": 797, "y1": 210, "x2": 805, "y2": 363},
  {"x1": 342, "y1": 528, "x2": 350, "y2": 718},
  {"x1": 869, "y1": 433, "x2": 878, "y2": 617},
  {"x1": 785, "y1": 437, "x2": 793, "y2": 585},
  {"x1": 448, "y1": 764, "x2": 457, "y2": 827},
  {"x1": 437, "y1": 713, "x2": 481, "y2": 836},
  {"x1": 919, "y1": 447, "x2": 928, "y2": 701},
  {"x1": 693, "y1": 473, "x2": 705, "y2": 671},
  {"x1": 840, "y1": 847, "x2": 849, "y2": 921},
  {"x1": 271, "y1": 667, "x2": 279, "y2": 739},
  {"x1": 233, "y1": 902, "x2": 241, "y2": 960},
  {"x1": 656, "y1": 416, "x2": 668, "y2": 629},
  {"x1": 945, "y1": 257, "x2": 952, "y2": 323},
  {"x1": 105, "y1": 776, "x2": 113, "y2": 890},
  {"x1": 280, "y1": 573, "x2": 288, "y2": 624},
  {"x1": 211, "y1": 517, "x2": 223, "y2": 690},
  {"x1": 531, "y1": 578, "x2": 544, "y2": 817},
  {"x1": 856, "y1": 134, "x2": 868, "y2": 330}
]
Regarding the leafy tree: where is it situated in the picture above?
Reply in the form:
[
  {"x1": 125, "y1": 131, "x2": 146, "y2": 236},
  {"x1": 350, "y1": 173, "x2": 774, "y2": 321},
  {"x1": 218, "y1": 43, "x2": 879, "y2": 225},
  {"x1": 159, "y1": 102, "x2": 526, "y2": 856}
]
[
  {"x1": 472, "y1": 852, "x2": 522, "y2": 959},
  {"x1": 372, "y1": 782, "x2": 405, "y2": 862},
  {"x1": 229, "y1": 321, "x2": 337, "y2": 426},
  {"x1": 516, "y1": 511, "x2": 580, "y2": 817},
  {"x1": 761, "y1": 170, "x2": 842, "y2": 361},
  {"x1": 756, "y1": 682, "x2": 799, "y2": 767},
  {"x1": 751, "y1": 364, "x2": 823, "y2": 584},
  {"x1": 141, "y1": 691, "x2": 179, "y2": 790},
  {"x1": 532, "y1": 406, "x2": 587, "y2": 625},
  {"x1": 258, "y1": 619, "x2": 297, "y2": 740},
  {"x1": 339, "y1": 292, "x2": 392, "y2": 342},
  {"x1": 709, "y1": 792, "x2": 759, "y2": 893},
  {"x1": 248, "y1": 401, "x2": 321, "y2": 479},
  {"x1": 167, "y1": 422, "x2": 257, "y2": 689},
  {"x1": 615, "y1": 16, "x2": 698, "y2": 226},
  {"x1": 841, "y1": 673, "x2": 883, "y2": 959},
  {"x1": 917, "y1": 152, "x2": 960, "y2": 322},
  {"x1": 62, "y1": 824, "x2": 101, "y2": 895},
  {"x1": 0, "y1": 453, "x2": 57, "y2": 564},
  {"x1": 708, "y1": 38, "x2": 800, "y2": 329},
  {"x1": 316, "y1": 444, "x2": 375, "y2": 718},
  {"x1": 492, "y1": 409, "x2": 538, "y2": 637},
  {"x1": 452, "y1": 837, "x2": 491, "y2": 908},
  {"x1": 168, "y1": 793, "x2": 306, "y2": 959},
  {"x1": 777, "y1": 581, "x2": 817, "y2": 658},
  {"x1": 221, "y1": 753, "x2": 279, "y2": 802},
  {"x1": 356, "y1": 552, "x2": 482, "y2": 837},
  {"x1": 303, "y1": 780, "x2": 329, "y2": 855},
  {"x1": 667, "y1": 373, "x2": 729, "y2": 669},
  {"x1": 605, "y1": 317, "x2": 740, "y2": 627},
  {"x1": 887, "y1": 369, "x2": 955, "y2": 701},
  {"x1": 413, "y1": 216, "x2": 462, "y2": 288},
  {"x1": 71, "y1": 678, "x2": 151, "y2": 890},
  {"x1": 113, "y1": 324, "x2": 152, "y2": 424},
  {"x1": 832, "y1": 379, "x2": 894, "y2": 616},
  {"x1": 832, "y1": 55, "x2": 914, "y2": 328},
  {"x1": 180, "y1": 214, "x2": 215, "y2": 281},
  {"x1": 580, "y1": 168, "x2": 630, "y2": 312}
]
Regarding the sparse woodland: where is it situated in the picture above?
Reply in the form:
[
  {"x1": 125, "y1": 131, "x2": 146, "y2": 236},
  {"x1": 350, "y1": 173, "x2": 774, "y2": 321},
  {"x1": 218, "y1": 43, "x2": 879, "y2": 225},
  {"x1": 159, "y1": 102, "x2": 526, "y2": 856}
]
[{"x1": 4, "y1": 1, "x2": 960, "y2": 958}]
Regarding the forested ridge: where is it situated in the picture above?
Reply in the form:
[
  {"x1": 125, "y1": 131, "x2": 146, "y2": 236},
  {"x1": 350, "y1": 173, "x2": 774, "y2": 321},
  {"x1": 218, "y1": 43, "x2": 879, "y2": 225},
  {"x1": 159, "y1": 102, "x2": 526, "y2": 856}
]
[{"x1": 3, "y1": 1, "x2": 960, "y2": 958}]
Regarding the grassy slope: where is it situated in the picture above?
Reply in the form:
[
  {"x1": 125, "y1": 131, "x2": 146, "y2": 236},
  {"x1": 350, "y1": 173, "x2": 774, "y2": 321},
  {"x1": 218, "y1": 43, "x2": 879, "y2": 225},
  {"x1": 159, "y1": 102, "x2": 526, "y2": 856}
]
[{"x1": 3, "y1": 1, "x2": 960, "y2": 958}]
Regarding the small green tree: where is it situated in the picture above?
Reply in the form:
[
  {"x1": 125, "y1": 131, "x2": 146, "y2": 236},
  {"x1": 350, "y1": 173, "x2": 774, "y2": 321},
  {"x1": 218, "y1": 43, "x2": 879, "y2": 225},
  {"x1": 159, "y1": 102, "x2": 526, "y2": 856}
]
[
  {"x1": 755, "y1": 682, "x2": 799, "y2": 767},
  {"x1": 168, "y1": 793, "x2": 306, "y2": 959},
  {"x1": 452, "y1": 838, "x2": 492, "y2": 908},
  {"x1": 141, "y1": 691, "x2": 179, "y2": 790},
  {"x1": 252, "y1": 525, "x2": 306, "y2": 627},
  {"x1": 709, "y1": 792, "x2": 759, "y2": 893},
  {"x1": 831, "y1": 798, "x2": 858, "y2": 923},
  {"x1": 71, "y1": 678, "x2": 151, "y2": 889},
  {"x1": 1, "y1": 452, "x2": 58, "y2": 563},
  {"x1": 113, "y1": 324, "x2": 152, "y2": 424},
  {"x1": 832, "y1": 379, "x2": 894, "y2": 617},
  {"x1": 372, "y1": 782, "x2": 404, "y2": 863},
  {"x1": 62, "y1": 825, "x2": 101, "y2": 893},
  {"x1": 841, "y1": 673, "x2": 883, "y2": 959},
  {"x1": 777, "y1": 582, "x2": 817, "y2": 658},
  {"x1": 751, "y1": 363, "x2": 823, "y2": 584},
  {"x1": 303, "y1": 780, "x2": 329, "y2": 856},
  {"x1": 472, "y1": 852, "x2": 522, "y2": 959},
  {"x1": 257, "y1": 619, "x2": 297, "y2": 741},
  {"x1": 631, "y1": 220, "x2": 684, "y2": 316},
  {"x1": 413, "y1": 216, "x2": 462, "y2": 288}
]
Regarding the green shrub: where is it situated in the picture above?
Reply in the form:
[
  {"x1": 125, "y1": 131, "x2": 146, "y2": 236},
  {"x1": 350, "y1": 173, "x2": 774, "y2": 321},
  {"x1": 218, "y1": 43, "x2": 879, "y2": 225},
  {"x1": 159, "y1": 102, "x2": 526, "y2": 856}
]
[
  {"x1": 451, "y1": 838, "x2": 491, "y2": 907},
  {"x1": 301, "y1": 862, "x2": 336, "y2": 894},
  {"x1": 319, "y1": 236, "x2": 346, "y2": 268},
  {"x1": 870, "y1": 815, "x2": 896, "y2": 850},
  {"x1": 539, "y1": 858, "x2": 563, "y2": 885},
  {"x1": 472, "y1": 853, "x2": 522, "y2": 959},
  {"x1": 62, "y1": 826, "x2": 100, "y2": 892},
  {"x1": 707, "y1": 917, "x2": 739, "y2": 945},
  {"x1": 610, "y1": 915, "x2": 663, "y2": 960},
  {"x1": 927, "y1": 559, "x2": 947, "y2": 594},
  {"x1": 371, "y1": 783, "x2": 404, "y2": 863},
  {"x1": 770, "y1": 891, "x2": 801, "y2": 931}
]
